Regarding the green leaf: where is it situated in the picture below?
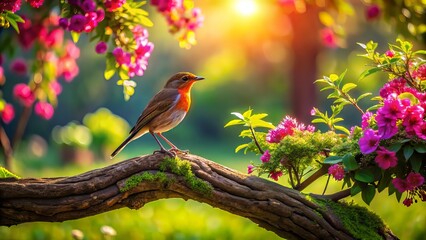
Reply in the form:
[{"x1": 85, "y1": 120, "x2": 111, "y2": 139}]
[
  {"x1": 334, "y1": 125, "x2": 351, "y2": 135},
  {"x1": 354, "y1": 168, "x2": 375, "y2": 183},
  {"x1": 251, "y1": 119, "x2": 275, "y2": 129},
  {"x1": 71, "y1": 31, "x2": 80, "y2": 43},
  {"x1": 235, "y1": 143, "x2": 249, "y2": 153},
  {"x1": 361, "y1": 185, "x2": 376, "y2": 205},
  {"x1": 242, "y1": 109, "x2": 253, "y2": 119},
  {"x1": 342, "y1": 154, "x2": 359, "y2": 171},
  {"x1": 224, "y1": 119, "x2": 244, "y2": 128},
  {"x1": 311, "y1": 118, "x2": 327, "y2": 124},
  {"x1": 231, "y1": 112, "x2": 245, "y2": 120},
  {"x1": 409, "y1": 154, "x2": 422, "y2": 173},
  {"x1": 414, "y1": 50, "x2": 426, "y2": 55},
  {"x1": 119, "y1": 67, "x2": 129, "y2": 80},
  {"x1": 323, "y1": 156, "x2": 343, "y2": 164},
  {"x1": 0, "y1": 167, "x2": 20, "y2": 179},
  {"x1": 341, "y1": 83, "x2": 357, "y2": 93},
  {"x1": 350, "y1": 183, "x2": 362, "y2": 196},
  {"x1": 239, "y1": 129, "x2": 252, "y2": 138},
  {"x1": 377, "y1": 171, "x2": 391, "y2": 193},
  {"x1": 414, "y1": 144, "x2": 426, "y2": 153},
  {"x1": 104, "y1": 53, "x2": 116, "y2": 80},
  {"x1": 403, "y1": 145, "x2": 414, "y2": 161},
  {"x1": 399, "y1": 92, "x2": 419, "y2": 105},
  {"x1": 356, "y1": 92, "x2": 372, "y2": 102},
  {"x1": 359, "y1": 67, "x2": 381, "y2": 80},
  {"x1": 387, "y1": 143, "x2": 402, "y2": 152}
]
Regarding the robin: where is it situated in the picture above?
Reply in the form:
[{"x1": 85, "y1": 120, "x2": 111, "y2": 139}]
[{"x1": 111, "y1": 72, "x2": 205, "y2": 158}]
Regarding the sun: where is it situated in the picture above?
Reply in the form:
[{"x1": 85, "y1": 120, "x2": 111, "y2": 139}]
[{"x1": 234, "y1": 0, "x2": 258, "y2": 17}]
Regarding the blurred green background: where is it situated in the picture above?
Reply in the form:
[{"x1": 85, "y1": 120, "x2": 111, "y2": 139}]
[{"x1": 1, "y1": 1, "x2": 426, "y2": 239}]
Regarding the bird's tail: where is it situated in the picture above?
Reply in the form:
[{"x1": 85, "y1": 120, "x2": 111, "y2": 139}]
[{"x1": 110, "y1": 134, "x2": 136, "y2": 159}]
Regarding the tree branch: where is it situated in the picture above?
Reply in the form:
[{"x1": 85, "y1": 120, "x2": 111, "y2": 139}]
[{"x1": 0, "y1": 153, "x2": 397, "y2": 240}]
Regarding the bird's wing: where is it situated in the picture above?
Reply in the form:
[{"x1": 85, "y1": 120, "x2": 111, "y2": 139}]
[{"x1": 129, "y1": 88, "x2": 179, "y2": 135}]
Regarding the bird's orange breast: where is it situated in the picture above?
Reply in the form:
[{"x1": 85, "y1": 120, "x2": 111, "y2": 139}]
[{"x1": 176, "y1": 90, "x2": 191, "y2": 111}]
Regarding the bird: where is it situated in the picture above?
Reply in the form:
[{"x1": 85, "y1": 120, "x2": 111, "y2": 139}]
[{"x1": 110, "y1": 72, "x2": 205, "y2": 158}]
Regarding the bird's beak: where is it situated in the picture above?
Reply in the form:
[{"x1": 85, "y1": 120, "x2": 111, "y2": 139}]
[{"x1": 195, "y1": 76, "x2": 205, "y2": 81}]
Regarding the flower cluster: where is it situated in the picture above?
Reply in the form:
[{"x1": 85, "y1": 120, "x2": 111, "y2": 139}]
[
  {"x1": 392, "y1": 173, "x2": 425, "y2": 206},
  {"x1": 59, "y1": 0, "x2": 105, "y2": 33},
  {"x1": 112, "y1": 25, "x2": 154, "y2": 78},
  {"x1": 266, "y1": 116, "x2": 315, "y2": 143},
  {"x1": 328, "y1": 164, "x2": 345, "y2": 181},
  {"x1": 151, "y1": 0, "x2": 203, "y2": 48}
]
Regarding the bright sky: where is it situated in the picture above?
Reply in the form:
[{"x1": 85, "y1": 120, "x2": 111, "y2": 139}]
[{"x1": 234, "y1": 0, "x2": 258, "y2": 16}]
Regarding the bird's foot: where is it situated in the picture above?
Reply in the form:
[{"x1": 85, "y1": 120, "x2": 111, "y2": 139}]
[
  {"x1": 153, "y1": 149, "x2": 176, "y2": 157},
  {"x1": 170, "y1": 148, "x2": 190, "y2": 155}
]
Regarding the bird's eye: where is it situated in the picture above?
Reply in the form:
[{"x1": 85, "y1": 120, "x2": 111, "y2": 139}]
[{"x1": 182, "y1": 76, "x2": 189, "y2": 81}]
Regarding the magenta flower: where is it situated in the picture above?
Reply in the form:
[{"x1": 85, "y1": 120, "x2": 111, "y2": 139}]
[
  {"x1": 27, "y1": 0, "x2": 44, "y2": 8},
  {"x1": 59, "y1": 18, "x2": 69, "y2": 29},
  {"x1": 247, "y1": 164, "x2": 254, "y2": 174},
  {"x1": 269, "y1": 171, "x2": 283, "y2": 181},
  {"x1": 10, "y1": 58, "x2": 27, "y2": 75},
  {"x1": 112, "y1": 47, "x2": 131, "y2": 66},
  {"x1": 260, "y1": 150, "x2": 271, "y2": 163},
  {"x1": 50, "y1": 81, "x2": 62, "y2": 96},
  {"x1": 365, "y1": 4, "x2": 380, "y2": 21},
  {"x1": 34, "y1": 102, "x2": 54, "y2": 120},
  {"x1": 406, "y1": 172, "x2": 424, "y2": 191},
  {"x1": 328, "y1": 164, "x2": 345, "y2": 181},
  {"x1": 13, "y1": 83, "x2": 35, "y2": 107},
  {"x1": 95, "y1": 41, "x2": 108, "y2": 54},
  {"x1": 0, "y1": 0, "x2": 22, "y2": 12},
  {"x1": 104, "y1": 0, "x2": 126, "y2": 12},
  {"x1": 375, "y1": 114, "x2": 398, "y2": 139},
  {"x1": 1, "y1": 104, "x2": 15, "y2": 124},
  {"x1": 375, "y1": 147, "x2": 398, "y2": 169},
  {"x1": 413, "y1": 64, "x2": 426, "y2": 81},
  {"x1": 361, "y1": 111, "x2": 373, "y2": 129},
  {"x1": 96, "y1": 8, "x2": 105, "y2": 22},
  {"x1": 392, "y1": 178, "x2": 408, "y2": 193},
  {"x1": 69, "y1": 14, "x2": 87, "y2": 32},
  {"x1": 402, "y1": 105, "x2": 424, "y2": 136},
  {"x1": 358, "y1": 128, "x2": 380, "y2": 154},
  {"x1": 414, "y1": 122, "x2": 426, "y2": 140},
  {"x1": 151, "y1": 0, "x2": 182, "y2": 12},
  {"x1": 81, "y1": 0, "x2": 96, "y2": 12}
]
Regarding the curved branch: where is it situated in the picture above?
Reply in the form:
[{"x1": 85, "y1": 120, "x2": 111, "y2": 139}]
[{"x1": 0, "y1": 153, "x2": 397, "y2": 239}]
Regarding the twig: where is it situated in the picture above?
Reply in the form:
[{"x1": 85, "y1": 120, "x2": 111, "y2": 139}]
[
  {"x1": 12, "y1": 105, "x2": 32, "y2": 149},
  {"x1": 0, "y1": 123, "x2": 13, "y2": 170},
  {"x1": 249, "y1": 126, "x2": 264, "y2": 154}
]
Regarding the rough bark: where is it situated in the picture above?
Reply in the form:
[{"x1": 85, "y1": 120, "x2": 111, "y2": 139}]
[{"x1": 0, "y1": 153, "x2": 397, "y2": 239}]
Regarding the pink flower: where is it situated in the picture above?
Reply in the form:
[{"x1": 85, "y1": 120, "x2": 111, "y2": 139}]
[
  {"x1": 10, "y1": 58, "x2": 27, "y2": 75},
  {"x1": 413, "y1": 64, "x2": 426, "y2": 81},
  {"x1": 320, "y1": 28, "x2": 337, "y2": 48},
  {"x1": 1, "y1": 104, "x2": 15, "y2": 124},
  {"x1": 392, "y1": 178, "x2": 408, "y2": 193},
  {"x1": 27, "y1": 0, "x2": 44, "y2": 8},
  {"x1": 260, "y1": 150, "x2": 271, "y2": 163},
  {"x1": 50, "y1": 81, "x2": 62, "y2": 95},
  {"x1": 406, "y1": 172, "x2": 424, "y2": 190},
  {"x1": 0, "y1": 66, "x2": 5, "y2": 85},
  {"x1": 96, "y1": 8, "x2": 105, "y2": 22},
  {"x1": 247, "y1": 164, "x2": 254, "y2": 174},
  {"x1": 104, "y1": 0, "x2": 126, "y2": 12},
  {"x1": 358, "y1": 128, "x2": 380, "y2": 154},
  {"x1": 34, "y1": 102, "x2": 54, "y2": 120},
  {"x1": 385, "y1": 50, "x2": 395, "y2": 58},
  {"x1": 269, "y1": 171, "x2": 283, "y2": 181},
  {"x1": 59, "y1": 18, "x2": 69, "y2": 29},
  {"x1": 151, "y1": 0, "x2": 182, "y2": 12},
  {"x1": 0, "y1": 0, "x2": 22, "y2": 12},
  {"x1": 375, "y1": 147, "x2": 398, "y2": 169},
  {"x1": 328, "y1": 164, "x2": 345, "y2": 181},
  {"x1": 402, "y1": 105, "x2": 424, "y2": 136},
  {"x1": 69, "y1": 14, "x2": 86, "y2": 32},
  {"x1": 112, "y1": 47, "x2": 131, "y2": 66},
  {"x1": 365, "y1": 4, "x2": 380, "y2": 21},
  {"x1": 41, "y1": 28, "x2": 64, "y2": 48},
  {"x1": 414, "y1": 121, "x2": 426, "y2": 140},
  {"x1": 13, "y1": 83, "x2": 35, "y2": 107},
  {"x1": 95, "y1": 41, "x2": 108, "y2": 54}
]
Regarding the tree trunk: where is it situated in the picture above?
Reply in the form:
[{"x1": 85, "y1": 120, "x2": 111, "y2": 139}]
[{"x1": 0, "y1": 153, "x2": 397, "y2": 240}]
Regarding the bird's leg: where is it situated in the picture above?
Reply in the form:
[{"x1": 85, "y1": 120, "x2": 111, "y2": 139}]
[
  {"x1": 150, "y1": 132, "x2": 175, "y2": 157},
  {"x1": 157, "y1": 133, "x2": 189, "y2": 154}
]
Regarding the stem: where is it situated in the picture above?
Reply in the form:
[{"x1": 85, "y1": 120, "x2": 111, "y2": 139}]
[
  {"x1": 311, "y1": 189, "x2": 351, "y2": 202},
  {"x1": 295, "y1": 164, "x2": 328, "y2": 191},
  {"x1": 12, "y1": 105, "x2": 32, "y2": 149},
  {"x1": 288, "y1": 166, "x2": 296, "y2": 188},
  {"x1": 249, "y1": 126, "x2": 264, "y2": 154},
  {"x1": 322, "y1": 174, "x2": 331, "y2": 195},
  {"x1": 0, "y1": 123, "x2": 13, "y2": 170}
]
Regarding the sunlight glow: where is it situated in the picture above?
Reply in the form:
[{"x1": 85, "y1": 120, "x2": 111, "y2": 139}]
[{"x1": 234, "y1": 0, "x2": 258, "y2": 16}]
